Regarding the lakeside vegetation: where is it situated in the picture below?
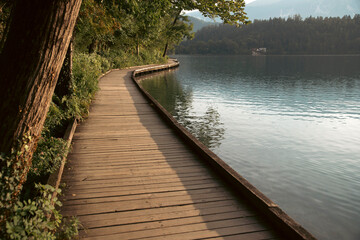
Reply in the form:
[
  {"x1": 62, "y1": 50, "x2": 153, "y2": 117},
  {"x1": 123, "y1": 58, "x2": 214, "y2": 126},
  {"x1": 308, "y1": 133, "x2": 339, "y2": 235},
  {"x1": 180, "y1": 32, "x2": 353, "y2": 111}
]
[
  {"x1": 177, "y1": 15, "x2": 360, "y2": 55},
  {"x1": 0, "y1": 0, "x2": 249, "y2": 238}
]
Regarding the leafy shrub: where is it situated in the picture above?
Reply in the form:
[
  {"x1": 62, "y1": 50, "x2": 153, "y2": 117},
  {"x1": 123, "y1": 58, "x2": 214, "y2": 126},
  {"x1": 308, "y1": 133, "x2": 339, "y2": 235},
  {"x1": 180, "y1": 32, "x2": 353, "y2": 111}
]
[
  {"x1": 102, "y1": 48, "x2": 167, "y2": 69},
  {"x1": 30, "y1": 137, "x2": 68, "y2": 178},
  {"x1": 42, "y1": 102, "x2": 67, "y2": 137},
  {"x1": 70, "y1": 53, "x2": 110, "y2": 119},
  {"x1": 5, "y1": 184, "x2": 78, "y2": 240},
  {"x1": 0, "y1": 142, "x2": 76, "y2": 239}
]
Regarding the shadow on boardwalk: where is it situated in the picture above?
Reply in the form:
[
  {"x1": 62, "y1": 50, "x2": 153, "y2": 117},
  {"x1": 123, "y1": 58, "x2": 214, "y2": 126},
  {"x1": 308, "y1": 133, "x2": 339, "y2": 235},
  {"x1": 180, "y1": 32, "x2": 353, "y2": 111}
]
[{"x1": 59, "y1": 67, "x2": 281, "y2": 240}]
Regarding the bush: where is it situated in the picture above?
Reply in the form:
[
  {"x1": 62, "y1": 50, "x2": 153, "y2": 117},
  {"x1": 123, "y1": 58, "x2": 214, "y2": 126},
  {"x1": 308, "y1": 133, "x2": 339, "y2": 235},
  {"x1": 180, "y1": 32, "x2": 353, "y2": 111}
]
[
  {"x1": 102, "y1": 48, "x2": 167, "y2": 69},
  {"x1": 5, "y1": 184, "x2": 78, "y2": 240},
  {"x1": 0, "y1": 142, "x2": 77, "y2": 239},
  {"x1": 69, "y1": 52, "x2": 110, "y2": 119},
  {"x1": 30, "y1": 137, "x2": 68, "y2": 178}
]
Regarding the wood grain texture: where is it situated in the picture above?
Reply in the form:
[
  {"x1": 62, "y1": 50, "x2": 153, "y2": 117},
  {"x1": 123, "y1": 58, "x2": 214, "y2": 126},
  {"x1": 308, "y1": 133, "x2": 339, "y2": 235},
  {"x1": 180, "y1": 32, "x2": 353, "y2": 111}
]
[{"x1": 60, "y1": 61, "x2": 282, "y2": 239}]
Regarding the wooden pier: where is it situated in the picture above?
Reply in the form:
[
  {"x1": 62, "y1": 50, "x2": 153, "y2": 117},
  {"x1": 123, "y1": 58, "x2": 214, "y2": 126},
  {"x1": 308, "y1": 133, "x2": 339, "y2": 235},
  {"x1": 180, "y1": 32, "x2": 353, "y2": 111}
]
[{"x1": 60, "y1": 60, "x2": 315, "y2": 239}]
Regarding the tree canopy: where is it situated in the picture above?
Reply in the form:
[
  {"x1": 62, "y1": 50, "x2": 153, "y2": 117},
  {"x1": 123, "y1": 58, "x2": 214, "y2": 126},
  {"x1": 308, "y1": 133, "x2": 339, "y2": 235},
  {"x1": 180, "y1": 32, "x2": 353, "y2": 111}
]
[{"x1": 73, "y1": 0, "x2": 249, "y2": 56}]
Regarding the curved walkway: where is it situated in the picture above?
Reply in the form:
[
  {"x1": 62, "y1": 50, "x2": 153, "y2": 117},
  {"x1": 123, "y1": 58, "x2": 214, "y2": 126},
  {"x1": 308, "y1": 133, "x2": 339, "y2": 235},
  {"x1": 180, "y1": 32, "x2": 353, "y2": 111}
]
[{"x1": 60, "y1": 63, "x2": 283, "y2": 239}]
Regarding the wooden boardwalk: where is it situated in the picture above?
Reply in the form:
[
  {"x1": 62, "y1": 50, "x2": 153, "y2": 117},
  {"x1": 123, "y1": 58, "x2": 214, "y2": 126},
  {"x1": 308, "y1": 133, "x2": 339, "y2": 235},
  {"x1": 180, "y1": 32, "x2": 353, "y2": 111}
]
[{"x1": 60, "y1": 63, "x2": 312, "y2": 239}]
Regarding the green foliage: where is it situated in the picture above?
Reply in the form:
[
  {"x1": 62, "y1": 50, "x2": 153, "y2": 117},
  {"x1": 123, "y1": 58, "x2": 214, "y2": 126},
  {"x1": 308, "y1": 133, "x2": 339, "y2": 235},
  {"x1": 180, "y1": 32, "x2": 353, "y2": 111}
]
[
  {"x1": 0, "y1": 134, "x2": 33, "y2": 215},
  {"x1": 42, "y1": 102, "x2": 66, "y2": 137},
  {"x1": 71, "y1": 52, "x2": 109, "y2": 118},
  {"x1": 177, "y1": 15, "x2": 360, "y2": 55},
  {"x1": 0, "y1": 0, "x2": 13, "y2": 51},
  {"x1": 104, "y1": 48, "x2": 167, "y2": 69},
  {"x1": 172, "y1": 0, "x2": 249, "y2": 26},
  {"x1": 43, "y1": 52, "x2": 109, "y2": 134},
  {"x1": 30, "y1": 137, "x2": 68, "y2": 178},
  {"x1": 75, "y1": 0, "x2": 120, "y2": 53},
  {"x1": 0, "y1": 137, "x2": 77, "y2": 239},
  {"x1": 4, "y1": 184, "x2": 78, "y2": 240},
  {"x1": 73, "y1": 0, "x2": 240, "y2": 57}
]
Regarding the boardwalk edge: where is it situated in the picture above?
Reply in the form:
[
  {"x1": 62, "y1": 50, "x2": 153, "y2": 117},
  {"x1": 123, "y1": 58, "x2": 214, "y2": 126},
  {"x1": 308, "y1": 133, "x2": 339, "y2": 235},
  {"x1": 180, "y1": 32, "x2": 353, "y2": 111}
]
[
  {"x1": 47, "y1": 118, "x2": 78, "y2": 203},
  {"x1": 132, "y1": 59, "x2": 317, "y2": 240}
]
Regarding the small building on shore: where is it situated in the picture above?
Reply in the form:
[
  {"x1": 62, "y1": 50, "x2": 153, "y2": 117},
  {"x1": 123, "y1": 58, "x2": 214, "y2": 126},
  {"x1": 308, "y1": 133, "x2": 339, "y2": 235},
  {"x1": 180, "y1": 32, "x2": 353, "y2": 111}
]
[{"x1": 252, "y1": 48, "x2": 267, "y2": 56}]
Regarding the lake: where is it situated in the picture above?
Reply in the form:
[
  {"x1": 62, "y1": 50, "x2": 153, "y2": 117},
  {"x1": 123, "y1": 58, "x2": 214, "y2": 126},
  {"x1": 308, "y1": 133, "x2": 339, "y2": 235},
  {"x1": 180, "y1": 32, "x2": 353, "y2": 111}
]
[{"x1": 140, "y1": 55, "x2": 360, "y2": 240}]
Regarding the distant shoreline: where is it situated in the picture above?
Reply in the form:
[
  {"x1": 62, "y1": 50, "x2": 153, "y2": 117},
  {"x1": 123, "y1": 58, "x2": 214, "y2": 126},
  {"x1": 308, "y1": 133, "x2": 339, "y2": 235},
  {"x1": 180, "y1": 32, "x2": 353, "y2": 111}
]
[{"x1": 173, "y1": 54, "x2": 360, "y2": 57}]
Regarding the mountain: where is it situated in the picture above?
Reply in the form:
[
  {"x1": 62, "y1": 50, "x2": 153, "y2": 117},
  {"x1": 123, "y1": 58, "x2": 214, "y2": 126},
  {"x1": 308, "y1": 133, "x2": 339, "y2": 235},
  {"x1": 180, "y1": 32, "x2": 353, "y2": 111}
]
[
  {"x1": 186, "y1": 16, "x2": 218, "y2": 32},
  {"x1": 185, "y1": 0, "x2": 359, "y2": 22},
  {"x1": 184, "y1": 11, "x2": 221, "y2": 22},
  {"x1": 245, "y1": 0, "x2": 360, "y2": 20}
]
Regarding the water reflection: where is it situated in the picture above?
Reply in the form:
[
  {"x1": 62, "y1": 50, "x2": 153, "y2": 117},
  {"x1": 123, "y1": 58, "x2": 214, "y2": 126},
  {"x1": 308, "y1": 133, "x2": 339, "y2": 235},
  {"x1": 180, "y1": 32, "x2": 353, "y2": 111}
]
[
  {"x1": 178, "y1": 105, "x2": 225, "y2": 149},
  {"x1": 141, "y1": 55, "x2": 360, "y2": 240},
  {"x1": 140, "y1": 72, "x2": 225, "y2": 149}
]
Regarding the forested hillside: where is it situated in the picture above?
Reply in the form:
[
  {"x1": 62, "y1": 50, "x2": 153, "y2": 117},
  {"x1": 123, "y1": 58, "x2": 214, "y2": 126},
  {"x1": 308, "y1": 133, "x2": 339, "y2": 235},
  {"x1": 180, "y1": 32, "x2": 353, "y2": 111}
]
[
  {"x1": 176, "y1": 15, "x2": 360, "y2": 55},
  {"x1": 245, "y1": 0, "x2": 359, "y2": 20},
  {"x1": 187, "y1": 16, "x2": 218, "y2": 32}
]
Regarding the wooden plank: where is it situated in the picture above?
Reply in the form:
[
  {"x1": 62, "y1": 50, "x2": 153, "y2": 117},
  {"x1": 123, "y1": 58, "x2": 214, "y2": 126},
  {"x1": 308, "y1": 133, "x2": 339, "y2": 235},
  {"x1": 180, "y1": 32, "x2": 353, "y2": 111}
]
[
  {"x1": 61, "y1": 164, "x2": 210, "y2": 182},
  {"x1": 63, "y1": 189, "x2": 229, "y2": 209},
  {"x1": 82, "y1": 221, "x2": 268, "y2": 240},
  {"x1": 62, "y1": 182, "x2": 223, "y2": 202},
  {"x1": 210, "y1": 231, "x2": 278, "y2": 240},
  {"x1": 72, "y1": 131, "x2": 175, "y2": 140},
  {"x1": 79, "y1": 201, "x2": 248, "y2": 229},
  {"x1": 71, "y1": 140, "x2": 184, "y2": 148},
  {"x1": 65, "y1": 160, "x2": 202, "y2": 171},
  {"x1": 64, "y1": 161, "x2": 203, "y2": 174},
  {"x1": 67, "y1": 148, "x2": 195, "y2": 158},
  {"x1": 66, "y1": 175, "x2": 214, "y2": 191},
  {"x1": 61, "y1": 190, "x2": 232, "y2": 216},
  {"x1": 69, "y1": 144, "x2": 187, "y2": 155},
  {"x1": 64, "y1": 178, "x2": 220, "y2": 194},
  {"x1": 79, "y1": 212, "x2": 259, "y2": 238},
  {"x1": 65, "y1": 156, "x2": 200, "y2": 167},
  {"x1": 78, "y1": 199, "x2": 239, "y2": 223},
  {"x1": 65, "y1": 147, "x2": 192, "y2": 156},
  {"x1": 62, "y1": 168, "x2": 211, "y2": 183},
  {"x1": 63, "y1": 172, "x2": 216, "y2": 190},
  {"x1": 63, "y1": 174, "x2": 215, "y2": 190}
]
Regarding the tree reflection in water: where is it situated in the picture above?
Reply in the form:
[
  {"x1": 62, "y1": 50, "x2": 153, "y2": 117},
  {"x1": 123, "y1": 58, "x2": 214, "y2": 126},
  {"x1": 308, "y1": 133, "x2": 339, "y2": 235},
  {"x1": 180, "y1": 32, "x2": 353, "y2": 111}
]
[{"x1": 140, "y1": 71, "x2": 225, "y2": 149}]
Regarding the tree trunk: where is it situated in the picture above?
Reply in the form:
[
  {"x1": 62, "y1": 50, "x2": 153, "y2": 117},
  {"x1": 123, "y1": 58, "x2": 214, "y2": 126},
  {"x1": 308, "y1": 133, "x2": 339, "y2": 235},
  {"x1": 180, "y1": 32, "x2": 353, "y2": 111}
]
[
  {"x1": 136, "y1": 43, "x2": 140, "y2": 56},
  {"x1": 0, "y1": 0, "x2": 82, "y2": 196},
  {"x1": 162, "y1": 9, "x2": 182, "y2": 57},
  {"x1": 88, "y1": 39, "x2": 97, "y2": 54},
  {"x1": 162, "y1": 42, "x2": 169, "y2": 57}
]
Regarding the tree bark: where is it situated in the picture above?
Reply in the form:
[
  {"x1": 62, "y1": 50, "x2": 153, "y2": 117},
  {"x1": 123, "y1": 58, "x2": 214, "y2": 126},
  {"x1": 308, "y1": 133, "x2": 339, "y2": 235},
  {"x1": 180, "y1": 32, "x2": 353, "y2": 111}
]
[
  {"x1": 162, "y1": 42, "x2": 169, "y2": 58},
  {"x1": 162, "y1": 9, "x2": 182, "y2": 57},
  {"x1": 136, "y1": 43, "x2": 140, "y2": 56},
  {"x1": 0, "y1": 0, "x2": 82, "y2": 191}
]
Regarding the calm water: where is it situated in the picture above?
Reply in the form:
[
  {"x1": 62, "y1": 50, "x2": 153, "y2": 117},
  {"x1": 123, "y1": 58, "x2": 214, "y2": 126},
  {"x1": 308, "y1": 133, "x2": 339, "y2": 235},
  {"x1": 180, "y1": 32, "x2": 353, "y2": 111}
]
[{"x1": 140, "y1": 55, "x2": 360, "y2": 240}]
